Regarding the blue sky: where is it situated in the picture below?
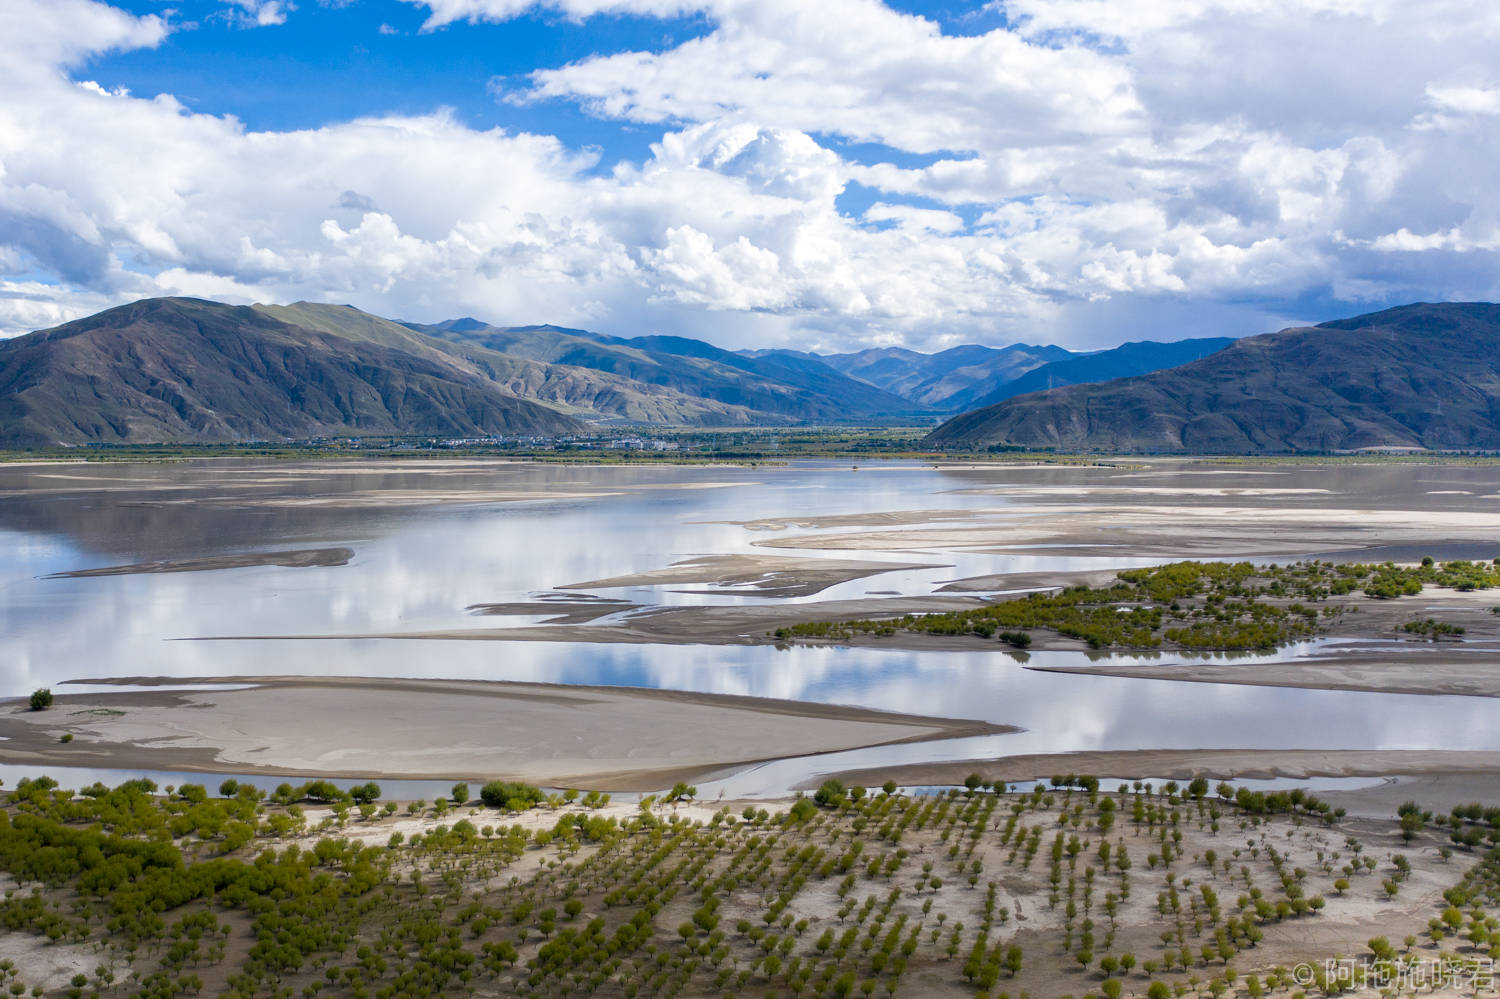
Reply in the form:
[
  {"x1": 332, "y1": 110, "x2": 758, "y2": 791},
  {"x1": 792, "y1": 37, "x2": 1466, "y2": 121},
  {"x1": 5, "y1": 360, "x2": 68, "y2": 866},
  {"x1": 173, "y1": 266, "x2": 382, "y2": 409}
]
[
  {"x1": 1, "y1": 0, "x2": 1496, "y2": 350},
  {"x1": 89, "y1": 2, "x2": 707, "y2": 143}
]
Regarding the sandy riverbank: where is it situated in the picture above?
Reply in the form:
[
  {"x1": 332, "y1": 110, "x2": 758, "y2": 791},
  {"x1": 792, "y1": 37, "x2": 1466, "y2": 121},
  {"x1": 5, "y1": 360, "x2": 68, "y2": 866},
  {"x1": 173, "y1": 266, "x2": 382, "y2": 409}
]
[
  {"x1": 811, "y1": 749, "x2": 1500, "y2": 822},
  {"x1": 1027, "y1": 651, "x2": 1500, "y2": 698},
  {"x1": 747, "y1": 503, "x2": 1500, "y2": 560},
  {"x1": 0, "y1": 676, "x2": 1013, "y2": 791},
  {"x1": 814, "y1": 748, "x2": 1500, "y2": 791}
]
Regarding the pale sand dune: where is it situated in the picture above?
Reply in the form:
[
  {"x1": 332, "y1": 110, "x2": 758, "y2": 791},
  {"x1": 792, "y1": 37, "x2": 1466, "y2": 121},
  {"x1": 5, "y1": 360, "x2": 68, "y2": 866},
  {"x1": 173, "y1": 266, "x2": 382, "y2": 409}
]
[{"x1": 0, "y1": 676, "x2": 1011, "y2": 791}]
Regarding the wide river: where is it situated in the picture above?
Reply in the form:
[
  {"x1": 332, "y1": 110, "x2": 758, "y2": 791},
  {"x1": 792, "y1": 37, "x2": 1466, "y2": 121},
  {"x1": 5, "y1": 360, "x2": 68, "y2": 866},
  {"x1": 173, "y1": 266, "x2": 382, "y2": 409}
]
[{"x1": 2, "y1": 457, "x2": 1498, "y2": 794}]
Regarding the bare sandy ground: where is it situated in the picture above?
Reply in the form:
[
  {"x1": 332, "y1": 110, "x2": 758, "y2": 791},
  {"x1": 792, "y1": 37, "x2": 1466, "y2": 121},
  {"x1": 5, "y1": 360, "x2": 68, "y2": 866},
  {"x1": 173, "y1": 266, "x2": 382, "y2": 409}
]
[
  {"x1": 202, "y1": 594, "x2": 994, "y2": 646},
  {"x1": 1322, "y1": 774, "x2": 1500, "y2": 818},
  {"x1": 558, "y1": 553, "x2": 947, "y2": 598},
  {"x1": 45, "y1": 546, "x2": 354, "y2": 577},
  {"x1": 935, "y1": 568, "x2": 1122, "y2": 593},
  {"x1": 1, "y1": 459, "x2": 756, "y2": 508},
  {"x1": 748, "y1": 504, "x2": 1500, "y2": 559},
  {"x1": 0, "y1": 676, "x2": 1012, "y2": 791},
  {"x1": 723, "y1": 509, "x2": 1008, "y2": 531},
  {"x1": 816, "y1": 749, "x2": 1500, "y2": 793},
  {"x1": 1028, "y1": 652, "x2": 1500, "y2": 698},
  {"x1": 466, "y1": 598, "x2": 640, "y2": 624},
  {"x1": 175, "y1": 488, "x2": 629, "y2": 508}
]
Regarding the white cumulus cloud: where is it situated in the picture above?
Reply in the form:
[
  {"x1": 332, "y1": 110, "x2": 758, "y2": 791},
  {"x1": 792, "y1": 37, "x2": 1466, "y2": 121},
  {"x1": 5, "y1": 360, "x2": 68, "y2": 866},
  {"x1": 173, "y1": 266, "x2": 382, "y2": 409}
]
[{"x1": 2, "y1": 0, "x2": 1500, "y2": 350}]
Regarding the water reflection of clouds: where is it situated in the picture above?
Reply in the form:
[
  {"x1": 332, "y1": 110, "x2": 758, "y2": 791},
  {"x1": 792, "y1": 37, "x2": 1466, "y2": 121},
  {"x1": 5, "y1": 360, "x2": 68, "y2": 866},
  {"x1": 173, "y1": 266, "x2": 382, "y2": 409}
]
[{"x1": 2, "y1": 460, "x2": 1498, "y2": 789}]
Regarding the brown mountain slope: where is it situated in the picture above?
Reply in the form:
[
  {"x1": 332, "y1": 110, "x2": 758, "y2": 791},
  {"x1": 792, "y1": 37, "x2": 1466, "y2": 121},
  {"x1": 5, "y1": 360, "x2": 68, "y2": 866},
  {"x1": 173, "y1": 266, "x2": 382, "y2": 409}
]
[
  {"x1": 418, "y1": 323, "x2": 930, "y2": 423},
  {"x1": 259, "y1": 303, "x2": 765, "y2": 425},
  {"x1": 925, "y1": 303, "x2": 1500, "y2": 453},
  {"x1": 0, "y1": 298, "x2": 584, "y2": 447}
]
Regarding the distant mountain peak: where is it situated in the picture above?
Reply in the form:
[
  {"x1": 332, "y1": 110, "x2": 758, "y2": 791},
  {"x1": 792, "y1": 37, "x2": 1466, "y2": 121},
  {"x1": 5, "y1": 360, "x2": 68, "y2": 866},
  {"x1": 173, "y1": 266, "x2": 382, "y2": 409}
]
[{"x1": 431, "y1": 317, "x2": 493, "y2": 333}]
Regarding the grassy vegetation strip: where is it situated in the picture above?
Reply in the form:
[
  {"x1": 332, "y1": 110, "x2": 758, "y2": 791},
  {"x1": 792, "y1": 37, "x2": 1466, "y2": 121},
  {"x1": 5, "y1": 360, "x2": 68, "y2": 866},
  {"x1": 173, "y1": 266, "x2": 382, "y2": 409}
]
[{"x1": 773, "y1": 558, "x2": 1500, "y2": 651}]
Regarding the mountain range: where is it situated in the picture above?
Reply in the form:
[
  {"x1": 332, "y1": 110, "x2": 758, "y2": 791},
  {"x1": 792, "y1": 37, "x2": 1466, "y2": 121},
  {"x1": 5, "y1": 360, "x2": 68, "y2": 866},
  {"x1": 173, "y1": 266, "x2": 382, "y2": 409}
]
[
  {"x1": 407, "y1": 318, "x2": 923, "y2": 424},
  {"x1": 5, "y1": 296, "x2": 1491, "y2": 453},
  {"x1": 0, "y1": 298, "x2": 583, "y2": 449},
  {"x1": 791, "y1": 343, "x2": 1074, "y2": 411},
  {"x1": 966, "y1": 337, "x2": 1237, "y2": 409},
  {"x1": 925, "y1": 303, "x2": 1500, "y2": 453},
  {"x1": 0, "y1": 296, "x2": 1235, "y2": 447}
]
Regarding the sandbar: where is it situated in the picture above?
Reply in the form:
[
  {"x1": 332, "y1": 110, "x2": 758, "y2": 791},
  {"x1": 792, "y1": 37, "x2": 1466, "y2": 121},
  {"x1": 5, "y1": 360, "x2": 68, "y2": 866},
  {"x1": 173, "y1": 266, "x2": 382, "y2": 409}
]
[
  {"x1": 0, "y1": 676, "x2": 1013, "y2": 791},
  {"x1": 935, "y1": 568, "x2": 1122, "y2": 593},
  {"x1": 1027, "y1": 652, "x2": 1500, "y2": 699},
  {"x1": 193, "y1": 594, "x2": 994, "y2": 646},
  {"x1": 560, "y1": 553, "x2": 947, "y2": 598},
  {"x1": 466, "y1": 599, "x2": 640, "y2": 624},
  {"x1": 46, "y1": 546, "x2": 354, "y2": 578},
  {"x1": 750, "y1": 504, "x2": 1500, "y2": 560}
]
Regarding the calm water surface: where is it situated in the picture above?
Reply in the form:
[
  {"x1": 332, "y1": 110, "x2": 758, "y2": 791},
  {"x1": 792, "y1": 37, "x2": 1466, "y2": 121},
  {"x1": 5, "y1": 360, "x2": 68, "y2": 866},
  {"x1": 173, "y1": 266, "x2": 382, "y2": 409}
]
[{"x1": 2, "y1": 457, "x2": 1498, "y2": 790}]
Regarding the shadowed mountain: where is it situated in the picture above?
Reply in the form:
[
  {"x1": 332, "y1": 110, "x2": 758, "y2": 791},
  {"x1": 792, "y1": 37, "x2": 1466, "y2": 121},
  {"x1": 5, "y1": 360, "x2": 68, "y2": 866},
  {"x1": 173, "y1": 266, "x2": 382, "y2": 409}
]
[
  {"x1": 969, "y1": 337, "x2": 1236, "y2": 409},
  {"x1": 926, "y1": 303, "x2": 1500, "y2": 454},
  {"x1": 0, "y1": 298, "x2": 585, "y2": 447},
  {"x1": 810, "y1": 343, "x2": 1074, "y2": 411},
  {"x1": 415, "y1": 321, "x2": 929, "y2": 423}
]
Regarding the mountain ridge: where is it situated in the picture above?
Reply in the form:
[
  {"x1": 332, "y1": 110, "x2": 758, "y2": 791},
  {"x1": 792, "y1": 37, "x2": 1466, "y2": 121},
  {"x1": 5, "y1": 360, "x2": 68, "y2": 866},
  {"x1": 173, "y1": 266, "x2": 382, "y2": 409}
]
[
  {"x1": 813, "y1": 343, "x2": 1074, "y2": 411},
  {"x1": 414, "y1": 320, "x2": 930, "y2": 424},
  {"x1": 968, "y1": 336, "x2": 1236, "y2": 409},
  {"x1": 926, "y1": 302, "x2": 1500, "y2": 453},
  {"x1": 0, "y1": 298, "x2": 585, "y2": 447}
]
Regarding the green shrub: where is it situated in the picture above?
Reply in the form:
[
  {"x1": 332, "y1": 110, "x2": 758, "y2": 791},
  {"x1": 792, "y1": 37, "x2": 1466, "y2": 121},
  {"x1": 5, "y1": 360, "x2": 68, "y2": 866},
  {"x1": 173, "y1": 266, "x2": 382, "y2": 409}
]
[
  {"x1": 814, "y1": 780, "x2": 846, "y2": 807},
  {"x1": 349, "y1": 782, "x2": 381, "y2": 804},
  {"x1": 480, "y1": 780, "x2": 543, "y2": 809}
]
